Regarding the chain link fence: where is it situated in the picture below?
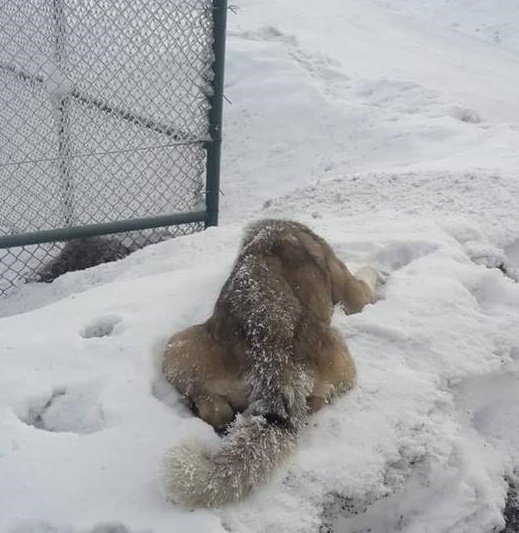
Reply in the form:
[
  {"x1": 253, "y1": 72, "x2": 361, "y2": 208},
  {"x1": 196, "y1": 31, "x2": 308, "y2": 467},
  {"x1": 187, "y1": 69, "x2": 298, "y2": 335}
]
[{"x1": 0, "y1": 0, "x2": 227, "y2": 296}]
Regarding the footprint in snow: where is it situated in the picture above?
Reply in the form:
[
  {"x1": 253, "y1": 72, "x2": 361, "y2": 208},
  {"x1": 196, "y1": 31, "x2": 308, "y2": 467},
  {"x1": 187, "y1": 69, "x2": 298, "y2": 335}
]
[
  {"x1": 81, "y1": 315, "x2": 121, "y2": 339},
  {"x1": 20, "y1": 383, "x2": 105, "y2": 434}
]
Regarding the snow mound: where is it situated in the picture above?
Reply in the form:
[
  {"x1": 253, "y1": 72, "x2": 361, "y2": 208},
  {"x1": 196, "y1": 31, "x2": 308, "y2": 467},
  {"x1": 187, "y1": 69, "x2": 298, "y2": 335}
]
[{"x1": 2, "y1": 172, "x2": 519, "y2": 531}]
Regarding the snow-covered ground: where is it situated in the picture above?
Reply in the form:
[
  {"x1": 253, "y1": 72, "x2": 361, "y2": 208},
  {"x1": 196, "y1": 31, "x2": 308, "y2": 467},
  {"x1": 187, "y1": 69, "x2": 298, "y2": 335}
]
[{"x1": 2, "y1": 1, "x2": 519, "y2": 532}]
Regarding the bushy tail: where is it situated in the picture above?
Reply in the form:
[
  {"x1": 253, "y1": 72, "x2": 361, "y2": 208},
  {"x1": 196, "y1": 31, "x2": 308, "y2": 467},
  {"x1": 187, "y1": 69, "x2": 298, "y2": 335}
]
[{"x1": 162, "y1": 413, "x2": 299, "y2": 507}]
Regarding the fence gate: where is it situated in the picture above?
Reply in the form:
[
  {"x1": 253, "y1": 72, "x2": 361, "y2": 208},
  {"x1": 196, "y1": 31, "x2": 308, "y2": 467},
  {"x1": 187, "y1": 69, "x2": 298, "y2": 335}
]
[{"x1": 0, "y1": 0, "x2": 227, "y2": 296}]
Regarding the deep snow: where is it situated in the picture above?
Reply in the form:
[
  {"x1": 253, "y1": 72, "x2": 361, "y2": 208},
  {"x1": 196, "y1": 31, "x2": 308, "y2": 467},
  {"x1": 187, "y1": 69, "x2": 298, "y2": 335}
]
[{"x1": 2, "y1": 1, "x2": 519, "y2": 532}]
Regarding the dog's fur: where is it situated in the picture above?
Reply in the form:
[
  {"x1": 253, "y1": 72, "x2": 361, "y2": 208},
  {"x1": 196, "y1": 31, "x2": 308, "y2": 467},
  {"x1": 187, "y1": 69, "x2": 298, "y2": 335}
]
[{"x1": 162, "y1": 219, "x2": 380, "y2": 507}]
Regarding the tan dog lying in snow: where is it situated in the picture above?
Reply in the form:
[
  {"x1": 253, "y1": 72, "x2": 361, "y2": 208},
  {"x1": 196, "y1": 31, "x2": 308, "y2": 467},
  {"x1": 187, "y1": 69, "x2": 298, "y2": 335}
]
[{"x1": 162, "y1": 219, "x2": 381, "y2": 507}]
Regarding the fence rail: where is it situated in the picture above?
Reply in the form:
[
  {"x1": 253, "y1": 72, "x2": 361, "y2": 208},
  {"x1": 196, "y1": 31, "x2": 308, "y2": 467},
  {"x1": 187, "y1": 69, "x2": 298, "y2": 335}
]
[{"x1": 0, "y1": 0, "x2": 227, "y2": 296}]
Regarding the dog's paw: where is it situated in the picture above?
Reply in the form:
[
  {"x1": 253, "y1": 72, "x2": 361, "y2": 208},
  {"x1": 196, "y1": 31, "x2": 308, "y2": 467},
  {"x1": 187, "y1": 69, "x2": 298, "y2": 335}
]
[
  {"x1": 356, "y1": 266, "x2": 389, "y2": 303},
  {"x1": 372, "y1": 269, "x2": 390, "y2": 302},
  {"x1": 377, "y1": 268, "x2": 390, "y2": 285},
  {"x1": 355, "y1": 266, "x2": 379, "y2": 290}
]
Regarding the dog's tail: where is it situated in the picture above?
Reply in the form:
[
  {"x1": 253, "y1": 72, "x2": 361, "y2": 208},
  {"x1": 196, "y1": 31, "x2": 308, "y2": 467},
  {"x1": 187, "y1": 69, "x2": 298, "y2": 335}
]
[{"x1": 162, "y1": 412, "x2": 300, "y2": 507}]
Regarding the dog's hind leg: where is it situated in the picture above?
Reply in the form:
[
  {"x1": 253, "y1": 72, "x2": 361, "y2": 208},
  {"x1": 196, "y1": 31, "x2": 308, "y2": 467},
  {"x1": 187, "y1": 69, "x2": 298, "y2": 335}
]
[
  {"x1": 190, "y1": 393, "x2": 235, "y2": 432},
  {"x1": 193, "y1": 375, "x2": 250, "y2": 431},
  {"x1": 308, "y1": 329, "x2": 356, "y2": 412},
  {"x1": 306, "y1": 391, "x2": 327, "y2": 413},
  {"x1": 163, "y1": 324, "x2": 247, "y2": 431}
]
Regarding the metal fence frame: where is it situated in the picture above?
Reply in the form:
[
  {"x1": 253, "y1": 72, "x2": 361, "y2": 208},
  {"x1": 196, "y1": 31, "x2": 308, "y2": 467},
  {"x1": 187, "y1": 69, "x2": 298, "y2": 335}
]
[{"x1": 0, "y1": 0, "x2": 227, "y2": 259}]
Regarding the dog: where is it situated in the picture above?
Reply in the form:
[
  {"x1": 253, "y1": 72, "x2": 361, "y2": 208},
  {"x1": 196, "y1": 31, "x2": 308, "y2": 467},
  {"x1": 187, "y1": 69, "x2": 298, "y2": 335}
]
[{"x1": 162, "y1": 219, "x2": 381, "y2": 507}]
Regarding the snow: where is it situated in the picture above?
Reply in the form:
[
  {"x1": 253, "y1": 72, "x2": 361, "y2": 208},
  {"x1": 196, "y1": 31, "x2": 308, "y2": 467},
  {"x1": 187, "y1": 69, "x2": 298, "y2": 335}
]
[
  {"x1": 369, "y1": 0, "x2": 519, "y2": 54},
  {"x1": 2, "y1": 0, "x2": 519, "y2": 532}
]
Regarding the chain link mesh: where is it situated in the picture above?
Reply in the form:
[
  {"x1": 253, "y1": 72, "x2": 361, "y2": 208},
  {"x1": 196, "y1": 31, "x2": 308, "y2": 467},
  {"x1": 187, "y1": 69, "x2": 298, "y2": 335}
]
[{"x1": 0, "y1": 0, "x2": 215, "y2": 297}]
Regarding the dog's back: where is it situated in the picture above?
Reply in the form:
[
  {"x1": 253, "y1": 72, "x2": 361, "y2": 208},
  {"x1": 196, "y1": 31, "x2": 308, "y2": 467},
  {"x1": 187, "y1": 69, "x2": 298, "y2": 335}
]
[{"x1": 207, "y1": 221, "x2": 334, "y2": 420}]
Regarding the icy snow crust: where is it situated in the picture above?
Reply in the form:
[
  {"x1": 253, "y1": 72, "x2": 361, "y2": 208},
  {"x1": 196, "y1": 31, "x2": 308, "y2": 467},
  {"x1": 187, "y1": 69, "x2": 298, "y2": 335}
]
[{"x1": 2, "y1": 0, "x2": 519, "y2": 532}]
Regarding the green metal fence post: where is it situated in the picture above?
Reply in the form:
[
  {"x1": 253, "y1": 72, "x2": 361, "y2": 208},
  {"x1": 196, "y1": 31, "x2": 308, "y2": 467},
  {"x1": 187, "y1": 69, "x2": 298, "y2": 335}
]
[{"x1": 205, "y1": 0, "x2": 228, "y2": 227}]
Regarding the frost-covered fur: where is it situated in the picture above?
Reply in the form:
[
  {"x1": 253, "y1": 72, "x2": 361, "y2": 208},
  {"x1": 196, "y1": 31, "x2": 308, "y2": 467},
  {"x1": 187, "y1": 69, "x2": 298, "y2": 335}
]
[
  {"x1": 163, "y1": 414, "x2": 298, "y2": 507},
  {"x1": 162, "y1": 219, "x2": 381, "y2": 507}
]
